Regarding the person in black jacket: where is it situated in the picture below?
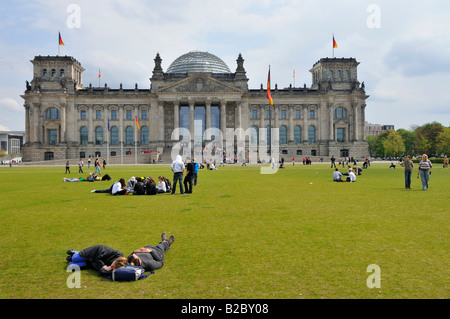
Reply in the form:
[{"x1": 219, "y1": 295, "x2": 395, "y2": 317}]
[
  {"x1": 127, "y1": 232, "x2": 175, "y2": 272},
  {"x1": 66, "y1": 245, "x2": 127, "y2": 277},
  {"x1": 184, "y1": 158, "x2": 195, "y2": 193}
]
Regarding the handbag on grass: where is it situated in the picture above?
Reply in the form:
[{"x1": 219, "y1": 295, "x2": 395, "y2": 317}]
[{"x1": 109, "y1": 265, "x2": 154, "y2": 281}]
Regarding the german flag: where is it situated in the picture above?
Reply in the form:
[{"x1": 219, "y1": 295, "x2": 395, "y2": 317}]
[
  {"x1": 333, "y1": 35, "x2": 338, "y2": 49},
  {"x1": 267, "y1": 68, "x2": 274, "y2": 106},
  {"x1": 135, "y1": 117, "x2": 141, "y2": 132},
  {"x1": 59, "y1": 32, "x2": 65, "y2": 46}
]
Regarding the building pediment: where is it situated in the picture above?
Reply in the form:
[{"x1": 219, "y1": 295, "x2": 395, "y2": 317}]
[{"x1": 157, "y1": 74, "x2": 242, "y2": 94}]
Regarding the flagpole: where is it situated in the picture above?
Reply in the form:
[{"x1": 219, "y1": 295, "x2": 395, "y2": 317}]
[
  {"x1": 268, "y1": 66, "x2": 272, "y2": 162},
  {"x1": 134, "y1": 118, "x2": 137, "y2": 165},
  {"x1": 58, "y1": 31, "x2": 60, "y2": 56},
  {"x1": 332, "y1": 33, "x2": 334, "y2": 58},
  {"x1": 107, "y1": 118, "x2": 110, "y2": 167}
]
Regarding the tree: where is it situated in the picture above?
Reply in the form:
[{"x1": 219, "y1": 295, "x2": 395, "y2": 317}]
[
  {"x1": 382, "y1": 130, "x2": 405, "y2": 157},
  {"x1": 414, "y1": 122, "x2": 444, "y2": 156},
  {"x1": 436, "y1": 127, "x2": 450, "y2": 156},
  {"x1": 366, "y1": 135, "x2": 377, "y2": 157},
  {"x1": 397, "y1": 128, "x2": 415, "y2": 156}
]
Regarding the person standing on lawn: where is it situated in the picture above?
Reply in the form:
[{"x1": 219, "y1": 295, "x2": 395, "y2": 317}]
[
  {"x1": 399, "y1": 155, "x2": 414, "y2": 189},
  {"x1": 418, "y1": 154, "x2": 432, "y2": 190}
]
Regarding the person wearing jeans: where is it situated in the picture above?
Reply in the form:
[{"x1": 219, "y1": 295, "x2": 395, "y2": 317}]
[
  {"x1": 171, "y1": 155, "x2": 185, "y2": 194},
  {"x1": 418, "y1": 154, "x2": 432, "y2": 190},
  {"x1": 400, "y1": 155, "x2": 414, "y2": 189}
]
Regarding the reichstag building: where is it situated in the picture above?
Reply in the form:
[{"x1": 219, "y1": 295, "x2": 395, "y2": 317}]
[{"x1": 21, "y1": 51, "x2": 369, "y2": 163}]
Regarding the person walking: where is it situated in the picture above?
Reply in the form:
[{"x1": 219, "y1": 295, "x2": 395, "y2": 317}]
[
  {"x1": 170, "y1": 155, "x2": 185, "y2": 194},
  {"x1": 78, "y1": 159, "x2": 84, "y2": 174},
  {"x1": 443, "y1": 155, "x2": 449, "y2": 169},
  {"x1": 65, "y1": 160, "x2": 70, "y2": 174},
  {"x1": 417, "y1": 154, "x2": 432, "y2": 190},
  {"x1": 87, "y1": 157, "x2": 91, "y2": 169},
  {"x1": 192, "y1": 158, "x2": 199, "y2": 186},
  {"x1": 399, "y1": 155, "x2": 414, "y2": 189},
  {"x1": 94, "y1": 157, "x2": 101, "y2": 176}
]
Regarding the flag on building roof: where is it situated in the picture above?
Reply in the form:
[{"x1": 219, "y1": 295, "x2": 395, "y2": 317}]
[
  {"x1": 333, "y1": 35, "x2": 338, "y2": 49},
  {"x1": 135, "y1": 117, "x2": 141, "y2": 132},
  {"x1": 267, "y1": 67, "x2": 274, "y2": 106},
  {"x1": 59, "y1": 32, "x2": 65, "y2": 46}
]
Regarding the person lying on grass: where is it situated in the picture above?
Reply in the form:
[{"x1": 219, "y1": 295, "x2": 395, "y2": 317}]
[
  {"x1": 66, "y1": 245, "x2": 128, "y2": 277},
  {"x1": 91, "y1": 178, "x2": 129, "y2": 195},
  {"x1": 127, "y1": 232, "x2": 175, "y2": 272}
]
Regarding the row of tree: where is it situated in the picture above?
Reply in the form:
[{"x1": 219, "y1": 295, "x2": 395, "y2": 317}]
[{"x1": 366, "y1": 122, "x2": 450, "y2": 158}]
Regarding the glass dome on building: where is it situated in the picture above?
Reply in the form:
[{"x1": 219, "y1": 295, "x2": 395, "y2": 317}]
[{"x1": 166, "y1": 51, "x2": 231, "y2": 74}]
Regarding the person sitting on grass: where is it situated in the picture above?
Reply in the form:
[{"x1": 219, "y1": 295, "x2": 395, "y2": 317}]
[
  {"x1": 127, "y1": 232, "x2": 175, "y2": 273},
  {"x1": 333, "y1": 168, "x2": 344, "y2": 182},
  {"x1": 66, "y1": 245, "x2": 128, "y2": 277},
  {"x1": 156, "y1": 176, "x2": 167, "y2": 193},
  {"x1": 91, "y1": 178, "x2": 129, "y2": 195},
  {"x1": 346, "y1": 168, "x2": 356, "y2": 182}
]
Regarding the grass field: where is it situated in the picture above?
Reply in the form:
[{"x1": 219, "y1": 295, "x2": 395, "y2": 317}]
[{"x1": 0, "y1": 162, "x2": 448, "y2": 299}]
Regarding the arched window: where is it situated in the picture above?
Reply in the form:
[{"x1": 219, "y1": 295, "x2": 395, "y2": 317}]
[
  {"x1": 334, "y1": 107, "x2": 347, "y2": 119},
  {"x1": 110, "y1": 127, "x2": 119, "y2": 145},
  {"x1": 280, "y1": 126, "x2": 287, "y2": 144},
  {"x1": 45, "y1": 107, "x2": 60, "y2": 120},
  {"x1": 336, "y1": 70, "x2": 341, "y2": 78},
  {"x1": 95, "y1": 127, "x2": 103, "y2": 145},
  {"x1": 60, "y1": 69, "x2": 65, "y2": 77},
  {"x1": 51, "y1": 69, "x2": 56, "y2": 77},
  {"x1": 294, "y1": 125, "x2": 302, "y2": 143},
  {"x1": 80, "y1": 126, "x2": 88, "y2": 145},
  {"x1": 43, "y1": 69, "x2": 48, "y2": 77},
  {"x1": 308, "y1": 125, "x2": 316, "y2": 143},
  {"x1": 140, "y1": 126, "x2": 149, "y2": 145},
  {"x1": 126, "y1": 126, "x2": 134, "y2": 144},
  {"x1": 329, "y1": 70, "x2": 333, "y2": 78},
  {"x1": 344, "y1": 70, "x2": 349, "y2": 79}
]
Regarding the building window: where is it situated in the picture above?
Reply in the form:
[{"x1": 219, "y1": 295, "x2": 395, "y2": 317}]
[
  {"x1": 282, "y1": 150, "x2": 288, "y2": 154},
  {"x1": 110, "y1": 127, "x2": 119, "y2": 145},
  {"x1": 43, "y1": 69, "x2": 48, "y2": 77},
  {"x1": 80, "y1": 126, "x2": 88, "y2": 145},
  {"x1": 141, "y1": 110, "x2": 148, "y2": 120},
  {"x1": 344, "y1": 70, "x2": 349, "y2": 79},
  {"x1": 251, "y1": 110, "x2": 258, "y2": 119},
  {"x1": 266, "y1": 125, "x2": 271, "y2": 143},
  {"x1": 96, "y1": 110, "x2": 102, "y2": 120},
  {"x1": 80, "y1": 110, "x2": 86, "y2": 120},
  {"x1": 95, "y1": 127, "x2": 103, "y2": 145},
  {"x1": 266, "y1": 110, "x2": 271, "y2": 119},
  {"x1": 48, "y1": 129, "x2": 57, "y2": 145},
  {"x1": 51, "y1": 69, "x2": 56, "y2": 77},
  {"x1": 140, "y1": 126, "x2": 149, "y2": 145},
  {"x1": 80, "y1": 152, "x2": 85, "y2": 158},
  {"x1": 337, "y1": 128, "x2": 345, "y2": 142},
  {"x1": 280, "y1": 110, "x2": 286, "y2": 119},
  {"x1": 309, "y1": 110, "x2": 315, "y2": 119},
  {"x1": 126, "y1": 126, "x2": 134, "y2": 144},
  {"x1": 60, "y1": 69, "x2": 65, "y2": 77},
  {"x1": 295, "y1": 110, "x2": 301, "y2": 119},
  {"x1": 126, "y1": 110, "x2": 132, "y2": 120},
  {"x1": 308, "y1": 125, "x2": 316, "y2": 143},
  {"x1": 280, "y1": 125, "x2": 287, "y2": 144},
  {"x1": 111, "y1": 110, "x2": 117, "y2": 120},
  {"x1": 336, "y1": 70, "x2": 341, "y2": 78},
  {"x1": 334, "y1": 107, "x2": 347, "y2": 119},
  {"x1": 45, "y1": 107, "x2": 60, "y2": 120},
  {"x1": 250, "y1": 126, "x2": 258, "y2": 146},
  {"x1": 294, "y1": 125, "x2": 302, "y2": 143},
  {"x1": 329, "y1": 70, "x2": 333, "y2": 78},
  {"x1": 296, "y1": 150, "x2": 302, "y2": 155},
  {"x1": 44, "y1": 152, "x2": 54, "y2": 160},
  {"x1": 211, "y1": 105, "x2": 220, "y2": 130}
]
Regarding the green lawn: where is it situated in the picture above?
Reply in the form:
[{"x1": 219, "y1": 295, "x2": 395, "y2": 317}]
[{"x1": 0, "y1": 162, "x2": 448, "y2": 299}]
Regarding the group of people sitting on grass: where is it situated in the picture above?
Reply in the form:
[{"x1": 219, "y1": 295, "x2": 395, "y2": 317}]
[
  {"x1": 65, "y1": 232, "x2": 175, "y2": 278},
  {"x1": 332, "y1": 165, "x2": 363, "y2": 183},
  {"x1": 91, "y1": 175, "x2": 172, "y2": 195}
]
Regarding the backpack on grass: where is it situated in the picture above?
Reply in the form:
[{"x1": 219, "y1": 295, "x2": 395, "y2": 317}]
[{"x1": 109, "y1": 265, "x2": 154, "y2": 281}]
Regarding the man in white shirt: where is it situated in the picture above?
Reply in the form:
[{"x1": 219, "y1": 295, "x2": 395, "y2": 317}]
[
  {"x1": 170, "y1": 155, "x2": 185, "y2": 194},
  {"x1": 346, "y1": 169, "x2": 356, "y2": 182}
]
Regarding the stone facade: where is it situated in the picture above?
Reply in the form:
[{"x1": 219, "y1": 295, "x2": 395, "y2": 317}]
[{"x1": 21, "y1": 52, "x2": 369, "y2": 163}]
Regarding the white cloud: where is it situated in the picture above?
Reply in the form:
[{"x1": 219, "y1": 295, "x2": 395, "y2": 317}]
[{"x1": 0, "y1": 98, "x2": 22, "y2": 112}]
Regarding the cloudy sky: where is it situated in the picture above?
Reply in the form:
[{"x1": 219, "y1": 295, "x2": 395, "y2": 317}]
[{"x1": 1, "y1": 0, "x2": 449, "y2": 131}]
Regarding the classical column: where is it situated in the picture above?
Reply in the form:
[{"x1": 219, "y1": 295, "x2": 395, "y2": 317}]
[
  {"x1": 220, "y1": 100, "x2": 226, "y2": 134},
  {"x1": 288, "y1": 106, "x2": 294, "y2": 143},
  {"x1": 60, "y1": 102, "x2": 66, "y2": 143},
  {"x1": 159, "y1": 101, "x2": 165, "y2": 143},
  {"x1": 189, "y1": 100, "x2": 195, "y2": 144},
  {"x1": 119, "y1": 105, "x2": 124, "y2": 164},
  {"x1": 205, "y1": 100, "x2": 211, "y2": 140},
  {"x1": 173, "y1": 100, "x2": 179, "y2": 131},
  {"x1": 353, "y1": 102, "x2": 360, "y2": 141},
  {"x1": 329, "y1": 103, "x2": 334, "y2": 141},
  {"x1": 303, "y1": 105, "x2": 308, "y2": 143}
]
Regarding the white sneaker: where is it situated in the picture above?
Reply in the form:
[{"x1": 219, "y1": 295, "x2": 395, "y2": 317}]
[{"x1": 91, "y1": 190, "x2": 95, "y2": 193}]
